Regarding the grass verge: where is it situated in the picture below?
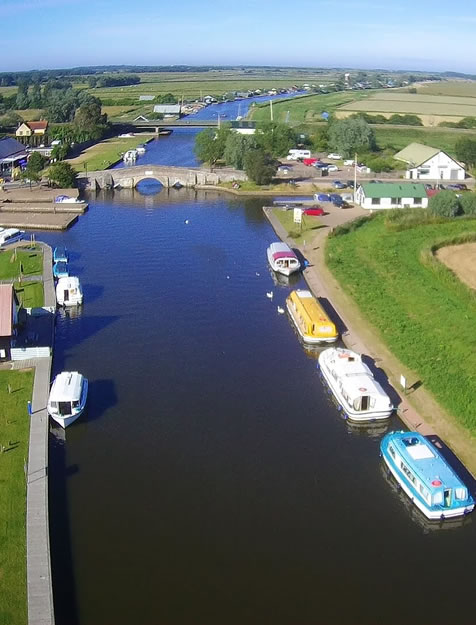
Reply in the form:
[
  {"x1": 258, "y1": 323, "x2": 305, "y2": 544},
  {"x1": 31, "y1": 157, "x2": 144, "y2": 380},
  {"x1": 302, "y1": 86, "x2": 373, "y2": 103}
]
[
  {"x1": 0, "y1": 246, "x2": 43, "y2": 280},
  {"x1": 272, "y1": 208, "x2": 324, "y2": 244},
  {"x1": 326, "y1": 212, "x2": 476, "y2": 433},
  {"x1": 0, "y1": 368, "x2": 34, "y2": 625},
  {"x1": 14, "y1": 281, "x2": 44, "y2": 308},
  {"x1": 66, "y1": 136, "x2": 153, "y2": 171}
]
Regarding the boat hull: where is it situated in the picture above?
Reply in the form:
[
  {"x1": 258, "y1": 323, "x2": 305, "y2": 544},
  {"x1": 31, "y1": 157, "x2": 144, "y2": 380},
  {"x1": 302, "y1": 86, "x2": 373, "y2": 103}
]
[
  {"x1": 50, "y1": 410, "x2": 83, "y2": 428},
  {"x1": 266, "y1": 246, "x2": 300, "y2": 277},
  {"x1": 318, "y1": 355, "x2": 392, "y2": 421},
  {"x1": 286, "y1": 300, "x2": 337, "y2": 344},
  {"x1": 381, "y1": 447, "x2": 474, "y2": 520},
  {"x1": 48, "y1": 378, "x2": 88, "y2": 429}
]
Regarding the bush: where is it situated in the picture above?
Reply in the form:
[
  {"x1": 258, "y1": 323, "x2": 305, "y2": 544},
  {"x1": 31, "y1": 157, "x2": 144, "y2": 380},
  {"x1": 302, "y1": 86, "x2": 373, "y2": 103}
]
[
  {"x1": 47, "y1": 162, "x2": 77, "y2": 188},
  {"x1": 364, "y1": 156, "x2": 399, "y2": 173},
  {"x1": 243, "y1": 148, "x2": 276, "y2": 185},
  {"x1": 460, "y1": 192, "x2": 476, "y2": 215},
  {"x1": 428, "y1": 190, "x2": 461, "y2": 217}
]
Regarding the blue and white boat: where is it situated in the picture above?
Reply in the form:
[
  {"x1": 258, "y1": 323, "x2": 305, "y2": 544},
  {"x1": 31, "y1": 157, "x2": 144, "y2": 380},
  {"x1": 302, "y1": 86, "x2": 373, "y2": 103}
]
[
  {"x1": 53, "y1": 246, "x2": 68, "y2": 263},
  {"x1": 53, "y1": 261, "x2": 69, "y2": 279},
  {"x1": 381, "y1": 431, "x2": 475, "y2": 520}
]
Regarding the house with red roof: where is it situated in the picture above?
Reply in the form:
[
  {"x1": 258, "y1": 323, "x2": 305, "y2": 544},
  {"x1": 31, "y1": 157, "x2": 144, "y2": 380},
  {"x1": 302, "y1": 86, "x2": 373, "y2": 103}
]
[
  {"x1": 16, "y1": 120, "x2": 48, "y2": 138},
  {"x1": 0, "y1": 284, "x2": 19, "y2": 361}
]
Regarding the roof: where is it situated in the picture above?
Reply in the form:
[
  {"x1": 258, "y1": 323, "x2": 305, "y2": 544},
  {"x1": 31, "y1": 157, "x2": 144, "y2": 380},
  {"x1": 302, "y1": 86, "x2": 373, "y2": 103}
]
[
  {"x1": 153, "y1": 104, "x2": 181, "y2": 114},
  {"x1": 0, "y1": 137, "x2": 26, "y2": 160},
  {"x1": 139, "y1": 95, "x2": 155, "y2": 101},
  {"x1": 360, "y1": 182, "x2": 427, "y2": 199},
  {"x1": 27, "y1": 121, "x2": 48, "y2": 131},
  {"x1": 0, "y1": 284, "x2": 15, "y2": 337},
  {"x1": 49, "y1": 372, "x2": 84, "y2": 402},
  {"x1": 394, "y1": 142, "x2": 441, "y2": 167}
]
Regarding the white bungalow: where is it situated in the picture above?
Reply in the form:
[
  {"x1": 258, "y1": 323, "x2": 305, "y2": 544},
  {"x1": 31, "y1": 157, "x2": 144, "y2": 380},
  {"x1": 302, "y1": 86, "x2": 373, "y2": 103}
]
[
  {"x1": 355, "y1": 183, "x2": 428, "y2": 210},
  {"x1": 394, "y1": 143, "x2": 465, "y2": 181}
]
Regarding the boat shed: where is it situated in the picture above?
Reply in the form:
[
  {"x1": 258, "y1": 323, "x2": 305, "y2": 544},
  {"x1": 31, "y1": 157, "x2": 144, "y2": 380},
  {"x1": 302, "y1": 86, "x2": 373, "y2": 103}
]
[
  {"x1": 356, "y1": 182, "x2": 428, "y2": 210},
  {"x1": 394, "y1": 143, "x2": 465, "y2": 181},
  {"x1": 0, "y1": 137, "x2": 28, "y2": 176},
  {"x1": 153, "y1": 104, "x2": 181, "y2": 117},
  {"x1": 0, "y1": 284, "x2": 19, "y2": 361}
]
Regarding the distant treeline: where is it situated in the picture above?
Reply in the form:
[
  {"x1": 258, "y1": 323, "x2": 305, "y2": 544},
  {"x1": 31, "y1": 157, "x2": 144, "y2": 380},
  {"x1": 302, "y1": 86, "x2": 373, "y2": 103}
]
[
  {"x1": 350, "y1": 112, "x2": 423, "y2": 126},
  {"x1": 87, "y1": 74, "x2": 141, "y2": 88}
]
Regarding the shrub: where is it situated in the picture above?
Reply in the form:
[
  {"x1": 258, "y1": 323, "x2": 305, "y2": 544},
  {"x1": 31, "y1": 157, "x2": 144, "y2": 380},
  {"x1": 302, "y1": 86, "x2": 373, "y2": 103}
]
[
  {"x1": 428, "y1": 190, "x2": 461, "y2": 217},
  {"x1": 460, "y1": 192, "x2": 476, "y2": 215},
  {"x1": 243, "y1": 148, "x2": 276, "y2": 185}
]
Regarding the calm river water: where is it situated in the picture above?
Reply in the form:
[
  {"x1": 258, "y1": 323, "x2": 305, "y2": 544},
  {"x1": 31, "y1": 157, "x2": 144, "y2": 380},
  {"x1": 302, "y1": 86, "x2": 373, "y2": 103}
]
[{"x1": 42, "y1": 96, "x2": 476, "y2": 625}]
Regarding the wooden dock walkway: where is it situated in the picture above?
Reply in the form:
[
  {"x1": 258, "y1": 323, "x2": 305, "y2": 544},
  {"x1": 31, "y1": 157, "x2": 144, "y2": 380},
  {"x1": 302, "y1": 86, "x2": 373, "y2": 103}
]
[{"x1": 0, "y1": 212, "x2": 78, "y2": 230}]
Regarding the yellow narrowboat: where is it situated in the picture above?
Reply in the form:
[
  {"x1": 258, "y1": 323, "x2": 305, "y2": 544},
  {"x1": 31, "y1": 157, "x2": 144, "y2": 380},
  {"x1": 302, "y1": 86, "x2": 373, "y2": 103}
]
[{"x1": 286, "y1": 289, "x2": 338, "y2": 344}]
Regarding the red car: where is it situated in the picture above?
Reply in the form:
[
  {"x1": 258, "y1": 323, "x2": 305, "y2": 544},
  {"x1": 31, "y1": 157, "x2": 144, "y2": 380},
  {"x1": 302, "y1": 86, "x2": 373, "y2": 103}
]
[
  {"x1": 303, "y1": 206, "x2": 324, "y2": 216},
  {"x1": 303, "y1": 158, "x2": 319, "y2": 166}
]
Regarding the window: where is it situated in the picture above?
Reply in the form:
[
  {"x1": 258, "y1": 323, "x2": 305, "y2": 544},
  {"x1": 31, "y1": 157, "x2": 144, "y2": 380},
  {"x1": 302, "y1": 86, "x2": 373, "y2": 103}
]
[
  {"x1": 455, "y1": 487, "x2": 467, "y2": 501},
  {"x1": 391, "y1": 198, "x2": 398, "y2": 205},
  {"x1": 389, "y1": 445, "x2": 395, "y2": 459},
  {"x1": 414, "y1": 197, "x2": 422, "y2": 205},
  {"x1": 371, "y1": 198, "x2": 380, "y2": 205}
]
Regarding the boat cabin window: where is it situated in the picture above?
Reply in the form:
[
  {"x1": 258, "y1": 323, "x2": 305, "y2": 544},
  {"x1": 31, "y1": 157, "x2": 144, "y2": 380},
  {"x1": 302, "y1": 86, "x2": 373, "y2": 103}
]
[
  {"x1": 58, "y1": 401, "x2": 72, "y2": 415},
  {"x1": 455, "y1": 487, "x2": 467, "y2": 501},
  {"x1": 72, "y1": 400, "x2": 80, "y2": 408},
  {"x1": 353, "y1": 396, "x2": 375, "y2": 412},
  {"x1": 419, "y1": 484, "x2": 431, "y2": 504},
  {"x1": 403, "y1": 437, "x2": 419, "y2": 447},
  {"x1": 400, "y1": 461, "x2": 417, "y2": 486},
  {"x1": 389, "y1": 445, "x2": 395, "y2": 459},
  {"x1": 433, "y1": 491, "x2": 443, "y2": 506},
  {"x1": 444, "y1": 489, "x2": 452, "y2": 508}
]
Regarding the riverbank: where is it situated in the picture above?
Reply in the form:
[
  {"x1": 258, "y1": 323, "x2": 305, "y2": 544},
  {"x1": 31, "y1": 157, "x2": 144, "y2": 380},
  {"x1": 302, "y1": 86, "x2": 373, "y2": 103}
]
[
  {"x1": 66, "y1": 135, "x2": 155, "y2": 171},
  {"x1": 264, "y1": 205, "x2": 476, "y2": 476}
]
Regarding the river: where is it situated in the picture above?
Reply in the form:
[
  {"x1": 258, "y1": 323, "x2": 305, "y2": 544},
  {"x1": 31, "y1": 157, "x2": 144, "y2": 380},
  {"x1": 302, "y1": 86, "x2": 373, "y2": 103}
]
[{"x1": 41, "y1": 94, "x2": 476, "y2": 625}]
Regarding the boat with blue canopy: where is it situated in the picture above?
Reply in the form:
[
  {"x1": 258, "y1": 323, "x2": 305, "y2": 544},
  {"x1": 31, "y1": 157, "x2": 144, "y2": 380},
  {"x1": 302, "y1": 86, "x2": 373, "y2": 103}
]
[
  {"x1": 381, "y1": 431, "x2": 474, "y2": 520},
  {"x1": 53, "y1": 261, "x2": 69, "y2": 279},
  {"x1": 53, "y1": 245, "x2": 68, "y2": 263}
]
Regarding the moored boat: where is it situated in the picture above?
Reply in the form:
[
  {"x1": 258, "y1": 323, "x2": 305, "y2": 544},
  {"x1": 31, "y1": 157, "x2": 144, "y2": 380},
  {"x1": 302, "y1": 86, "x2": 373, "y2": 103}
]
[
  {"x1": 56, "y1": 276, "x2": 83, "y2": 306},
  {"x1": 267, "y1": 242, "x2": 301, "y2": 276},
  {"x1": 136, "y1": 144, "x2": 146, "y2": 154},
  {"x1": 47, "y1": 371, "x2": 88, "y2": 427},
  {"x1": 0, "y1": 228, "x2": 24, "y2": 247},
  {"x1": 53, "y1": 245, "x2": 68, "y2": 263},
  {"x1": 286, "y1": 289, "x2": 338, "y2": 344},
  {"x1": 123, "y1": 149, "x2": 138, "y2": 163},
  {"x1": 318, "y1": 347, "x2": 393, "y2": 421},
  {"x1": 381, "y1": 431, "x2": 475, "y2": 520},
  {"x1": 53, "y1": 261, "x2": 69, "y2": 279}
]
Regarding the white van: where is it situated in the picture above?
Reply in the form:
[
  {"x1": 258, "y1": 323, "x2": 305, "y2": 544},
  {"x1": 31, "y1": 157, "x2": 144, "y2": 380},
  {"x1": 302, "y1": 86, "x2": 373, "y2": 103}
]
[{"x1": 287, "y1": 149, "x2": 311, "y2": 161}]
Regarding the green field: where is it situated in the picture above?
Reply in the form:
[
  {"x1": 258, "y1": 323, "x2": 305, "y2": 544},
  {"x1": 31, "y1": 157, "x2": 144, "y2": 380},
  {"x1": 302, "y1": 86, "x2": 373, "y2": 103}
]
[
  {"x1": 326, "y1": 213, "x2": 476, "y2": 433},
  {"x1": 373, "y1": 125, "x2": 476, "y2": 155},
  {"x1": 0, "y1": 368, "x2": 34, "y2": 625},
  {"x1": 416, "y1": 80, "x2": 476, "y2": 98},
  {"x1": 66, "y1": 136, "x2": 153, "y2": 171},
  {"x1": 340, "y1": 92, "x2": 476, "y2": 117},
  {"x1": 249, "y1": 91, "x2": 375, "y2": 125}
]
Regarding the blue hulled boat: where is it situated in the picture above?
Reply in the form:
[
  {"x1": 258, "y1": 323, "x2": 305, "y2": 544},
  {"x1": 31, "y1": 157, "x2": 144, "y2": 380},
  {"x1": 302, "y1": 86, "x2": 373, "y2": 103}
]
[
  {"x1": 53, "y1": 245, "x2": 68, "y2": 263},
  {"x1": 381, "y1": 431, "x2": 474, "y2": 520},
  {"x1": 53, "y1": 261, "x2": 69, "y2": 279}
]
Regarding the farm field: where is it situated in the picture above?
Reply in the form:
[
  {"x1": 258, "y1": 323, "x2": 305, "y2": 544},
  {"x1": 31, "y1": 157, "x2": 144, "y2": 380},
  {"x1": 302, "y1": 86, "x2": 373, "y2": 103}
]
[
  {"x1": 373, "y1": 125, "x2": 476, "y2": 155},
  {"x1": 326, "y1": 213, "x2": 476, "y2": 440},
  {"x1": 416, "y1": 80, "x2": 476, "y2": 97}
]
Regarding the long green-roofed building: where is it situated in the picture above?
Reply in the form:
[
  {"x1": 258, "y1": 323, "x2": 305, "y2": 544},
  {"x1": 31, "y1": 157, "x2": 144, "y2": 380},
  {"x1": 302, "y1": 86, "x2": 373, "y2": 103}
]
[{"x1": 356, "y1": 182, "x2": 428, "y2": 210}]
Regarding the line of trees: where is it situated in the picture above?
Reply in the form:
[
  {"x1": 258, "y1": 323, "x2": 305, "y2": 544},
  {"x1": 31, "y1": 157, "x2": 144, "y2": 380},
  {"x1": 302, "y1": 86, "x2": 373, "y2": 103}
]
[{"x1": 87, "y1": 74, "x2": 140, "y2": 88}]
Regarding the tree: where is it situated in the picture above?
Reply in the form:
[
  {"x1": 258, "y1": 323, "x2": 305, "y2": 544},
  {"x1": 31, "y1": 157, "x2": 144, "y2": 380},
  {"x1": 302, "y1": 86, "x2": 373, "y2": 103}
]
[
  {"x1": 455, "y1": 138, "x2": 476, "y2": 168},
  {"x1": 194, "y1": 126, "x2": 230, "y2": 165},
  {"x1": 428, "y1": 190, "x2": 461, "y2": 217},
  {"x1": 15, "y1": 81, "x2": 30, "y2": 110},
  {"x1": 255, "y1": 122, "x2": 296, "y2": 158},
  {"x1": 74, "y1": 98, "x2": 107, "y2": 139},
  {"x1": 328, "y1": 118, "x2": 376, "y2": 158},
  {"x1": 460, "y1": 192, "x2": 476, "y2": 215},
  {"x1": 26, "y1": 151, "x2": 47, "y2": 175},
  {"x1": 47, "y1": 162, "x2": 77, "y2": 188},
  {"x1": 224, "y1": 133, "x2": 256, "y2": 170},
  {"x1": 244, "y1": 148, "x2": 276, "y2": 185},
  {"x1": 311, "y1": 128, "x2": 328, "y2": 152}
]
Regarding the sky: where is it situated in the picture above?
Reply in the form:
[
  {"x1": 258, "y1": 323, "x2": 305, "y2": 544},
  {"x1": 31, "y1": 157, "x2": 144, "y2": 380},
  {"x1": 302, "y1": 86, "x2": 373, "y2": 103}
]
[{"x1": 2, "y1": 0, "x2": 476, "y2": 74}]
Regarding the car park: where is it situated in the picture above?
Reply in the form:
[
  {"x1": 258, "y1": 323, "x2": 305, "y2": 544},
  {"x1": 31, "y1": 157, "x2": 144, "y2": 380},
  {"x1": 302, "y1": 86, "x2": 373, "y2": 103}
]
[
  {"x1": 333, "y1": 180, "x2": 347, "y2": 189},
  {"x1": 303, "y1": 206, "x2": 325, "y2": 216},
  {"x1": 328, "y1": 153, "x2": 342, "y2": 160}
]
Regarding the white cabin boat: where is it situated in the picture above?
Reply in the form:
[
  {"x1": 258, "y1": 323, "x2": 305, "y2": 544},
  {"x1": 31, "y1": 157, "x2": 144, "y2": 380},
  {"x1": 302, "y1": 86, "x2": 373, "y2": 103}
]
[
  {"x1": 136, "y1": 144, "x2": 146, "y2": 154},
  {"x1": 267, "y1": 242, "x2": 301, "y2": 276},
  {"x1": 47, "y1": 371, "x2": 88, "y2": 427},
  {"x1": 0, "y1": 228, "x2": 24, "y2": 247},
  {"x1": 56, "y1": 276, "x2": 83, "y2": 307},
  {"x1": 318, "y1": 347, "x2": 393, "y2": 421},
  {"x1": 123, "y1": 149, "x2": 138, "y2": 163}
]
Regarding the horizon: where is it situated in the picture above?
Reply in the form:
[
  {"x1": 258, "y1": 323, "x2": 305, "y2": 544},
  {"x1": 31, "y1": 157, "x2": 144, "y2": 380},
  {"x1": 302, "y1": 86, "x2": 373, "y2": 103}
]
[{"x1": 1, "y1": 0, "x2": 476, "y2": 74}]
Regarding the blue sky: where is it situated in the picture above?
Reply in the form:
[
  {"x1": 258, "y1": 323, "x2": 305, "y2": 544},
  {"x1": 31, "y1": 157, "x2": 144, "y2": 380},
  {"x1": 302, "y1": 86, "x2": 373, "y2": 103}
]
[{"x1": 2, "y1": 0, "x2": 476, "y2": 73}]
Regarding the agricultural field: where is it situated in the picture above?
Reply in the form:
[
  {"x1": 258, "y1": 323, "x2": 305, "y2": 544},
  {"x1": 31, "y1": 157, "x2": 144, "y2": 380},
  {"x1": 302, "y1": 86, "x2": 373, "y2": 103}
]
[
  {"x1": 416, "y1": 80, "x2": 476, "y2": 98},
  {"x1": 249, "y1": 91, "x2": 375, "y2": 125},
  {"x1": 338, "y1": 89, "x2": 476, "y2": 126},
  {"x1": 326, "y1": 213, "x2": 476, "y2": 436},
  {"x1": 373, "y1": 125, "x2": 476, "y2": 156}
]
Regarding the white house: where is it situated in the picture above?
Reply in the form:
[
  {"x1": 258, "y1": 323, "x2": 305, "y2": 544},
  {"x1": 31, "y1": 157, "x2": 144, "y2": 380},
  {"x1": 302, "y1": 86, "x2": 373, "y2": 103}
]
[
  {"x1": 356, "y1": 182, "x2": 428, "y2": 210},
  {"x1": 394, "y1": 143, "x2": 465, "y2": 181}
]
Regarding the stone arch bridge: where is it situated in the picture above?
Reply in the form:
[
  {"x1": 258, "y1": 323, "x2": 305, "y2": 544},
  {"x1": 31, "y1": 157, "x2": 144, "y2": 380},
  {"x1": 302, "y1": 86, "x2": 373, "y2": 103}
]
[{"x1": 77, "y1": 165, "x2": 247, "y2": 191}]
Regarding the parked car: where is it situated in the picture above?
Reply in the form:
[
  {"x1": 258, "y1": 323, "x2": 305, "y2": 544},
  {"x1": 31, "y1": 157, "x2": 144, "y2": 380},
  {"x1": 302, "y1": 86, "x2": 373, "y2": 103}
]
[
  {"x1": 341, "y1": 193, "x2": 354, "y2": 202},
  {"x1": 344, "y1": 159, "x2": 355, "y2": 166},
  {"x1": 446, "y1": 184, "x2": 460, "y2": 190},
  {"x1": 303, "y1": 206, "x2": 325, "y2": 216},
  {"x1": 278, "y1": 165, "x2": 291, "y2": 173},
  {"x1": 436, "y1": 184, "x2": 446, "y2": 190},
  {"x1": 303, "y1": 158, "x2": 319, "y2": 166},
  {"x1": 329, "y1": 193, "x2": 342, "y2": 202},
  {"x1": 333, "y1": 180, "x2": 347, "y2": 189},
  {"x1": 328, "y1": 153, "x2": 342, "y2": 160},
  {"x1": 314, "y1": 161, "x2": 329, "y2": 169},
  {"x1": 327, "y1": 165, "x2": 339, "y2": 172},
  {"x1": 316, "y1": 193, "x2": 331, "y2": 202},
  {"x1": 346, "y1": 180, "x2": 356, "y2": 188}
]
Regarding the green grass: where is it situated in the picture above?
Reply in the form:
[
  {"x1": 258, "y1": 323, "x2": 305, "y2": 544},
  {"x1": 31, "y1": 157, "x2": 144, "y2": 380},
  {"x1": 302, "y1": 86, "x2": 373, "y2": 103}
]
[
  {"x1": 374, "y1": 125, "x2": 476, "y2": 156},
  {"x1": 416, "y1": 80, "x2": 476, "y2": 98},
  {"x1": 0, "y1": 246, "x2": 43, "y2": 280},
  {"x1": 326, "y1": 213, "x2": 476, "y2": 432},
  {"x1": 66, "y1": 136, "x2": 153, "y2": 171},
  {"x1": 249, "y1": 91, "x2": 376, "y2": 125},
  {"x1": 272, "y1": 208, "x2": 324, "y2": 244},
  {"x1": 14, "y1": 281, "x2": 44, "y2": 308},
  {"x1": 0, "y1": 368, "x2": 34, "y2": 625}
]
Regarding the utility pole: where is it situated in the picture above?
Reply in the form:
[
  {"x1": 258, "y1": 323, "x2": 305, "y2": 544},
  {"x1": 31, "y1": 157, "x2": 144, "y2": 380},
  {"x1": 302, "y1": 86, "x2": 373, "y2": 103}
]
[
  {"x1": 270, "y1": 99, "x2": 274, "y2": 122},
  {"x1": 354, "y1": 152, "x2": 358, "y2": 203}
]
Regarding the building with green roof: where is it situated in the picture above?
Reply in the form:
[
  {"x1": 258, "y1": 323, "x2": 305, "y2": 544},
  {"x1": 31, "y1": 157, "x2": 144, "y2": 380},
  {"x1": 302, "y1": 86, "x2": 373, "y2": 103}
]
[
  {"x1": 394, "y1": 142, "x2": 465, "y2": 181},
  {"x1": 356, "y1": 182, "x2": 428, "y2": 210}
]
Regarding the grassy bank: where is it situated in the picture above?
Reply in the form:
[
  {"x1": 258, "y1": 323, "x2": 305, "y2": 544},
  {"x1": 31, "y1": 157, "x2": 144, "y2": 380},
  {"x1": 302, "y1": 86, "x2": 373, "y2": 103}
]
[
  {"x1": 272, "y1": 208, "x2": 324, "y2": 244},
  {"x1": 326, "y1": 212, "x2": 476, "y2": 433},
  {"x1": 66, "y1": 136, "x2": 153, "y2": 171},
  {"x1": 0, "y1": 245, "x2": 43, "y2": 280},
  {"x1": 0, "y1": 369, "x2": 34, "y2": 625}
]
